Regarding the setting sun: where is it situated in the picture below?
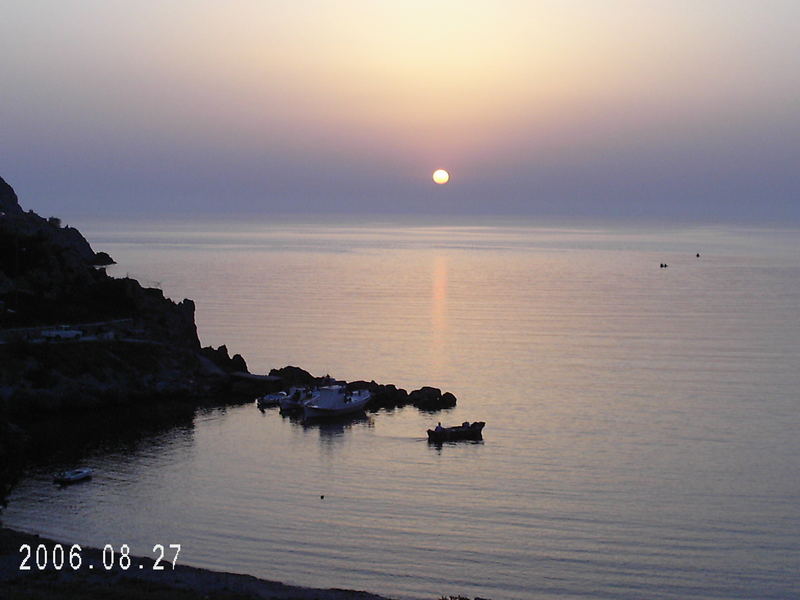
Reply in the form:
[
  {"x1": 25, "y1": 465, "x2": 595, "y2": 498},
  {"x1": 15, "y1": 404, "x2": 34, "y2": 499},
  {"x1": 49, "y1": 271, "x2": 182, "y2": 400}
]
[{"x1": 432, "y1": 169, "x2": 450, "y2": 185}]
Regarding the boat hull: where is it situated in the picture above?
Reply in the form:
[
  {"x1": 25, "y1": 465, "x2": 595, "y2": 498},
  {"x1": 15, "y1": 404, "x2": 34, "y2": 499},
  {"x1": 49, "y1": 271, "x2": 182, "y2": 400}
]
[
  {"x1": 278, "y1": 389, "x2": 319, "y2": 411},
  {"x1": 54, "y1": 468, "x2": 93, "y2": 484},
  {"x1": 427, "y1": 421, "x2": 485, "y2": 442},
  {"x1": 257, "y1": 392, "x2": 285, "y2": 408},
  {"x1": 303, "y1": 402, "x2": 368, "y2": 419},
  {"x1": 303, "y1": 389, "x2": 371, "y2": 419}
]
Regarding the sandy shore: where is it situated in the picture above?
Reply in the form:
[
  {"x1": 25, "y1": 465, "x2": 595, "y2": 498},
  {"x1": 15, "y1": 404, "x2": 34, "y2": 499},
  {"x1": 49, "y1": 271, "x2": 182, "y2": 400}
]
[{"x1": 0, "y1": 527, "x2": 396, "y2": 600}]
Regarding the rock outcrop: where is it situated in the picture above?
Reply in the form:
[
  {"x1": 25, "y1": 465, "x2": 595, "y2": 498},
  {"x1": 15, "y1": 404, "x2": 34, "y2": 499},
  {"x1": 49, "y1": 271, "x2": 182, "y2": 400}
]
[
  {"x1": 91, "y1": 251, "x2": 115, "y2": 266},
  {"x1": 0, "y1": 176, "x2": 222, "y2": 418},
  {"x1": 0, "y1": 176, "x2": 22, "y2": 216},
  {"x1": 408, "y1": 386, "x2": 458, "y2": 410},
  {"x1": 268, "y1": 365, "x2": 317, "y2": 387},
  {"x1": 201, "y1": 345, "x2": 248, "y2": 373},
  {"x1": 345, "y1": 380, "x2": 457, "y2": 411}
]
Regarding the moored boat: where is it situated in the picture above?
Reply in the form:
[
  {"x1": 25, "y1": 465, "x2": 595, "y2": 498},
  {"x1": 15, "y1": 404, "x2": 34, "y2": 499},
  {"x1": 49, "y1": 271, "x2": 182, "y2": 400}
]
[
  {"x1": 303, "y1": 386, "x2": 371, "y2": 419},
  {"x1": 427, "y1": 421, "x2": 485, "y2": 442},
  {"x1": 278, "y1": 387, "x2": 319, "y2": 412},
  {"x1": 54, "y1": 467, "x2": 93, "y2": 484},
  {"x1": 257, "y1": 391, "x2": 288, "y2": 408}
]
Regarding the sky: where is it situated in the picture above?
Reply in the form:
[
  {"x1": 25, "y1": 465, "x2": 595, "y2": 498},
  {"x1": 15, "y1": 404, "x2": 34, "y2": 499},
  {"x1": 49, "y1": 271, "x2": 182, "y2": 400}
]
[{"x1": 1, "y1": 1, "x2": 799, "y2": 221}]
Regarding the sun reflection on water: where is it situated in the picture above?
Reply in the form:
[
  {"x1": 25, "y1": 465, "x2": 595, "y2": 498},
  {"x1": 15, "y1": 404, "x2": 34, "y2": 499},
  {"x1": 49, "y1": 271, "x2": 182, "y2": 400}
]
[{"x1": 430, "y1": 255, "x2": 449, "y2": 373}]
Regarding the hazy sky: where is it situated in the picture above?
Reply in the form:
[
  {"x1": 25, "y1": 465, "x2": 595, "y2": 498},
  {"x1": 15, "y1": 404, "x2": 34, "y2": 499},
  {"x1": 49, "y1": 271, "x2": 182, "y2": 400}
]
[{"x1": 2, "y1": 1, "x2": 799, "y2": 220}]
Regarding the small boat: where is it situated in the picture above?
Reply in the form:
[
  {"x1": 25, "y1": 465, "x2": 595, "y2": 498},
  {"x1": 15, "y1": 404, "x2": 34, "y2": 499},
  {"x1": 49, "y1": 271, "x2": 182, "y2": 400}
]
[
  {"x1": 54, "y1": 468, "x2": 93, "y2": 484},
  {"x1": 279, "y1": 387, "x2": 319, "y2": 412},
  {"x1": 303, "y1": 386, "x2": 371, "y2": 419},
  {"x1": 427, "y1": 421, "x2": 485, "y2": 443},
  {"x1": 257, "y1": 391, "x2": 288, "y2": 408}
]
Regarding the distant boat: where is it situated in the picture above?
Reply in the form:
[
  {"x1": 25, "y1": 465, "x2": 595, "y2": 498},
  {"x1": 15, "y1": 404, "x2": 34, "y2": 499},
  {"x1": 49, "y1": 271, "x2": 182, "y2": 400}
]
[
  {"x1": 54, "y1": 468, "x2": 93, "y2": 484},
  {"x1": 427, "y1": 421, "x2": 485, "y2": 443},
  {"x1": 279, "y1": 387, "x2": 319, "y2": 412},
  {"x1": 303, "y1": 386, "x2": 371, "y2": 419}
]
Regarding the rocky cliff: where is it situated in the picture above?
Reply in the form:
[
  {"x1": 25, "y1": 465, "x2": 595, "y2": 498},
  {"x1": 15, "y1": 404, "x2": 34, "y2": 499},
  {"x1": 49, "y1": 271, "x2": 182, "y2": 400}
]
[
  {"x1": 0, "y1": 176, "x2": 245, "y2": 418},
  {"x1": 0, "y1": 176, "x2": 259, "y2": 506},
  {"x1": 0, "y1": 177, "x2": 22, "y2": 216}
]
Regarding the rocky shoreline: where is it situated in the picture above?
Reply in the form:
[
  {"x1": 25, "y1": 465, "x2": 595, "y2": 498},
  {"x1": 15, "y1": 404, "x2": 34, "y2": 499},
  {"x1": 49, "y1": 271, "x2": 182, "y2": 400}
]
[{"x1": 0, "y1": 175, "x2": 458, "y2": 413}]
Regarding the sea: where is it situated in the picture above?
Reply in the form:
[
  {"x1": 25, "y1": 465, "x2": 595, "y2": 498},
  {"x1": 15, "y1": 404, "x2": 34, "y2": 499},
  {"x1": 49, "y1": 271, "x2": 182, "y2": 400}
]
[{"x1": 4, "y1": 216, "x2": 800, "y2": 600}]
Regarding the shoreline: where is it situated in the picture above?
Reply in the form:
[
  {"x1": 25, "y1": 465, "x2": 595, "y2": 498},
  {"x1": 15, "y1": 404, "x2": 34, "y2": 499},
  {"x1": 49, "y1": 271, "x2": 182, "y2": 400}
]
[{"x1": 0, "y1": 526, "x2": 396, "y2": 600}]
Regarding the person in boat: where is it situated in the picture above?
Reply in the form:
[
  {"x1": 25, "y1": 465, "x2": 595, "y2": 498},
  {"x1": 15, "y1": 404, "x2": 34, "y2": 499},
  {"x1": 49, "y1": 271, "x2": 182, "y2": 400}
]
[{"x1": 435, "y1": 422, "x2": 443, "y2": 432}]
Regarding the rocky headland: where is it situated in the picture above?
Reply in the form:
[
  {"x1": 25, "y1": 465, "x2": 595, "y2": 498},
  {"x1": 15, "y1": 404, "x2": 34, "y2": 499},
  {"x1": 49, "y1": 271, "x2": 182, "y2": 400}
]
[{"x1": 0, "y1": 175, "x2": 457, "y2": 504}]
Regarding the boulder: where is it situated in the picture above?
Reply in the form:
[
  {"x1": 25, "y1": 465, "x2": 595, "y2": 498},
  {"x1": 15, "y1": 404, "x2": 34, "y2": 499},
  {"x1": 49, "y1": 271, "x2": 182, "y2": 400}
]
[
  {"x1": 91, "y1": 251, "x2": 116, "y2": 266},
  {"x1": 345, "y1": 379, "x2": 373, "y2": 391},
  {"x1": 409, "y1": 386, "x2": 458, "y2": 410},
  {"x1": 367, "y1": 383, "x2": 409, "y2": 410},
  {"x1": 200, "y1": 345, "x2": 248, "y2": 373},
  {"x1": 230, "y1": 353, "x2": 248, "y2": 373},
  {"x1": 408, "y1": 386, "x2": 441, "y2": 405},
  {"x1": 268, "y1": 365, "x2": 316, "y2": 386},
  {"x1": 440, "y1": 391, "x2": 458, "y2": 408}
]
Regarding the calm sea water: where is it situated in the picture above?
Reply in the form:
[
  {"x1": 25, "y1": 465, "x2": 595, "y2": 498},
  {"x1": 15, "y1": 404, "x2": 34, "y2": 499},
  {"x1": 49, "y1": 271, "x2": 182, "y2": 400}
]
[{"x1": 5, "y1": 218, "x2": 800, "y2": 599}]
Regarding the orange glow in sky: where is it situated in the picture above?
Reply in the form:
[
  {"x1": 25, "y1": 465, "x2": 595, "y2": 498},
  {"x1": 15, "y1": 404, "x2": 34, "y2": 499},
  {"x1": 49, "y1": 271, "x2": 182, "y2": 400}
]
[{"x1": 4, "y1": 1, "x2": 800, "y2": 217}]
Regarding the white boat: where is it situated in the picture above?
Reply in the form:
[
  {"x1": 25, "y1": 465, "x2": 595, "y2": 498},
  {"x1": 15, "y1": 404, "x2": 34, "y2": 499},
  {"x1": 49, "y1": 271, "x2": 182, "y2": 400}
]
[
  {"x1": 278, "y1": 387, "x2": 319, "y2": 412},
  {"x1": 54, "y1": 468, "x2": 93, "y2": 484},
  {"x1": 41, "y1": 325, "x2": 83, "y2": 340},
  {"x1": 257, "y1": 391, "x2": 288, "y2": 408},
  {"x1": 303, "y1": 386, "x2": 371, "y2": 419}
]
